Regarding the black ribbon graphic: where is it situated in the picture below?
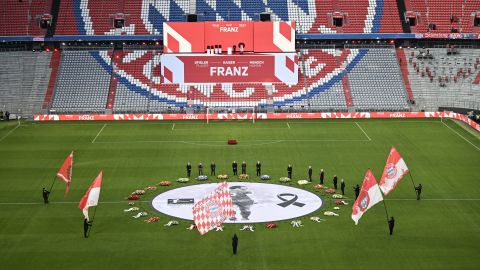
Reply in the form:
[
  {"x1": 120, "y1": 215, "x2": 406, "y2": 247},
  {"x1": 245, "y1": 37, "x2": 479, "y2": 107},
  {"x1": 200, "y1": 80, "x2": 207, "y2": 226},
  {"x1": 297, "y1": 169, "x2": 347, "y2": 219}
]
[{"x1": 277, "y1": 193, "x2": 305, "y2": 208}]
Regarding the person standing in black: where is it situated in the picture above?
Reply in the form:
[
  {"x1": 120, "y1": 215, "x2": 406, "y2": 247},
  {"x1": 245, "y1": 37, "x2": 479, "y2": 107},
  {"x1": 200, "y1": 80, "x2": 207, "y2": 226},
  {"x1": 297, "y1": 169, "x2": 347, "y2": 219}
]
[
  {"x1": 308, "y1": 166, "x2": 312, "y2": 182},
  {"x1": 42, "y1": 187, "x2": 50, "y2": 204},
  {"x1": 211, "y1": 161, "x2": 216, "y2": 176},
  {"x1": 354, "y1": 184, "x2": 360, "y2": 199},
  {"x1": 340, "y1": 179, "x2": 345, "y2": 195},
  {"x1": 415, "y1": 184, "x2": 422, "y2": 200},
  {"x1": 232, "y1": 234, "x2": 239, "y2": 255},
  {"x1": 232, "y1": 161, "x2": 238, "y2": 176},
  {"x1": 320, "y1": 169, "x2": 324, "y2": 184},
  {"x1": 256, "y1": 161, "x2": 261, "y2": 176},
  {"x1": 388, "y1": 217, "x2": 395, "y2": 235},
  {"x1": 4, "y1": 111, "x2": 9, "y2": 121},
  {"x1": 241, "y1": 161, "x2": 246, "y2": 174},
  {"x1": 198, "y1": 163, "x2": 203, "y2": 176},
  {"x1": 333, "y1": 175, "x2": 338, "y2": 190},
  {"x1": 287, "y1": 164, "x2": 292, "y2": 179},
  {"x1": 186, "y1": 162, "x2": 192, "y2": 177},
  {"x1": 84, "y1": 218, "x2": 93, "y2": 238}
]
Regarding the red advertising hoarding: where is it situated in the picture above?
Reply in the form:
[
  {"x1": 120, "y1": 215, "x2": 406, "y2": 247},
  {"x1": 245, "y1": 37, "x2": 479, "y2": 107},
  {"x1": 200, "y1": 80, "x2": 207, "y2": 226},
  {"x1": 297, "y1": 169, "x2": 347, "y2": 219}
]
[
  {"x1": 163, "y1": 22, "x2": 205, "y2": 53},
  {"x1": 254, "y1": 21, "x2": 296, "y2": 52}
]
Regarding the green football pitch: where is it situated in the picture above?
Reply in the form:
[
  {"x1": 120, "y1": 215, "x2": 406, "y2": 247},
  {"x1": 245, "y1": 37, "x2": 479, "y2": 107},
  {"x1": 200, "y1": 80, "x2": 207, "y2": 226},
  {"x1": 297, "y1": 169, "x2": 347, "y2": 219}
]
[{"x1": 0, "y1": 118, "x2": 479, "y2": 270}]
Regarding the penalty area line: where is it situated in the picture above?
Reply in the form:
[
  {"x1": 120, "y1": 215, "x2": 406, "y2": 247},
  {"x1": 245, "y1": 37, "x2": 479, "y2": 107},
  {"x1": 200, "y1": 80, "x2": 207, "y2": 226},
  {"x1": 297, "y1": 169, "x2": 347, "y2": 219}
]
[
  {"x1": 0, "y1": 121, "x2": 21, "y2": 142},
  {"x1": 355, "y1": 122, "x2": 371, "y2": 141},
  {"x1": 286, "y1": 122, "x2": 291, "y2": 129},
  {"x1": 91, "y1": 124, "x2": 107, "y2": 143}
]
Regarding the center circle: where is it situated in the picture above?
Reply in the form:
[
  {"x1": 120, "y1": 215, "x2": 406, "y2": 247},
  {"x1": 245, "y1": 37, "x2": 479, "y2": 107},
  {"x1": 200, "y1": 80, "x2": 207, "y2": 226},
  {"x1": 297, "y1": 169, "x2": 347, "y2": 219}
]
[{"x1": 151, "y1": 182, "x2": 323, "y2": 223}]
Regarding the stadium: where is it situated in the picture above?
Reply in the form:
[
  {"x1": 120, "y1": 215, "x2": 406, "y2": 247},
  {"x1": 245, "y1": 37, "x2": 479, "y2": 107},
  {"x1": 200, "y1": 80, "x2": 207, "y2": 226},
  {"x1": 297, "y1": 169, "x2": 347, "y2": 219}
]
[{"x1": 0, "y1": 0, "x2": 479, "y2": 269}]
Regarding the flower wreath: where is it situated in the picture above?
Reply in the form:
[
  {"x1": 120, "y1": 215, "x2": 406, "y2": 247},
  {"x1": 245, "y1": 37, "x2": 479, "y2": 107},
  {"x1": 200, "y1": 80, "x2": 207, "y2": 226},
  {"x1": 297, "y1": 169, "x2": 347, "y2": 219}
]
[
  {"x1": 297, "y1": 180, "x2": 309, "y2": 186},
  {"x1": 128, "y1": 194, "x2": 140, "y2": 200},
  {"x1": 279, "y1": 177, "x2": 291, "y2": 183},
  {"x1": 177, "y1": 178, "x2": 190, "y2": 183},
  {"x1": 217, "y1": 174, "x2": 229, "y2": 180},
  {"x1": 196, "y1": 175, "x2": 208, "y2": 181},
  {"x1": 260, "y1": 175, "x2": 271, "y2": 180},
  {"x1": 146, "y1": 186, "x2": 157, "y2": 191},
  {"x1": 325, "y1": 188, "x2": 336, "y2": 194},
  {"x1": 131, "y1": 189, "x2": 145, "y2": 195},
  {"x1": 314, "y1": 184, "x2": 325, "y2": 190},
  {"x1": 266, "y1": 223, "x2": 277, "y2": 229},
  {"x1": 332, "y1": 194, "x2": 343, "y2": 199},
  {"x1": 158, "y1": 181, "x2": 172, "y2": 186},
  {"x1": 239, "y1": 174, "x2": 249, "y2": 180}
]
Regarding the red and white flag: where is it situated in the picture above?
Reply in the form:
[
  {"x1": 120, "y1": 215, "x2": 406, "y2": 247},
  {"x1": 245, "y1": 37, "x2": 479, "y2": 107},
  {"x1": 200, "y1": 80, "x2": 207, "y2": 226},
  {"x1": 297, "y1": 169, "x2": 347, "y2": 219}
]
[
  {"x1": 78, "y1": 171, "x2": 102, "y2": 221},
  {"x1": 56, "y1": 151, "x2": 73, "y2": 197},
  {"x1": 379, "y1": 146, "x2": 409, "y2": 195},
  {"x1": 352, "y1": 169, "x2": 384, "y2": 225},
  {"x1": 192, "y1": 182, "x2": 235, "y2": 235}
]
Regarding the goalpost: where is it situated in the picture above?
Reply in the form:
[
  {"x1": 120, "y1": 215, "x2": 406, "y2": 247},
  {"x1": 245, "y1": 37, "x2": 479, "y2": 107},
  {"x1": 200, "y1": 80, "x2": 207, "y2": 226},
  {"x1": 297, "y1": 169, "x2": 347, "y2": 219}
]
[{"x1": 206, "y1": 107, "x2": 256, "y2": 124}]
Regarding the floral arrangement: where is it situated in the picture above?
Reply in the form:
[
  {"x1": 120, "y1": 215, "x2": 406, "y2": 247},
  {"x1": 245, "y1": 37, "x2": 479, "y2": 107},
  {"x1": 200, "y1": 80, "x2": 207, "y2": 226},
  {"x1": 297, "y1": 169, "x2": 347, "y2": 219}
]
[
  {"x1": 323, "y1": 211, "x2": 339, "y2": 217},
  {"x1": 239, "y1": 174, "x2": 249, "y2": 180},
  {"x1": 290, "y1": 220, "x2": 303, "y2": 227},
  {"x1": 279, "y1": 177, "x2": 291, "y2": 183},
  {"x1": 260, "y1": 175, "x2": 271, "y2": 180},
  {"x1": 128, "y1": 194, "x2": 140, "y2": 200},
  {"x1": 217, "y1": 174, "x2": 229, "y2": 180},
  {"x1": 131, "y1": 189, "x2": 145, "y2": 195},
  {"x1": 228, "y1": 139, "x2": 238, "y2": 145},
  {"x1": 333, "y1": 206, "x2": 340, "y2": 210},
  {"x1": 158, "y1": 181, "x2": 172, "y2": 186},
  {"x1": 196, "y1": 175, "x2": 208, "y2": 181},
  {"x1": 297, "y1": 180, "x2": 309, "y2": 186},
  {"x1": 145, "y1": 217, "x2": 160, "y2": 223},
  {"x1": 133, "y1": 212, "x2": 148, "y2": 219},
  {"x1": 146, "y1": 186, "x2": 157, "y2": 191},
  {"x1": 335, "y1": 200, "x2": 348, "y2": 205},
  {"x1": 124, "y1": 207, "x2": 139, "y2": 212},
  {"x1": 266, "y1": 223, "x2": 277, "y2": 229},
  {"x1": 128, "y1": 202, "x2": 135, "y2": 206},
  {"x1": 332, "y1": 194, "x2": 343, "y2": 199},
  {"x1": 177, "y1": 178, "x2": 189, "y2": 183},
  {"x1": 314, "y1": 184, "x2": 325, "y2": 190},
  {"x1": 325, "y1": 188, "x2": 336, "y2": 194}
]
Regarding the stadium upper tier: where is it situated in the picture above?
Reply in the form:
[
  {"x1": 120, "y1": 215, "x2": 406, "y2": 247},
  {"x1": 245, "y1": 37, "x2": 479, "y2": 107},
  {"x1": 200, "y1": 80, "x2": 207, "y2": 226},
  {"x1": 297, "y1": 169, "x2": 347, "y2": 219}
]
[{"x1": 1, "y1": 0, "x2": 479, "y2": 36}]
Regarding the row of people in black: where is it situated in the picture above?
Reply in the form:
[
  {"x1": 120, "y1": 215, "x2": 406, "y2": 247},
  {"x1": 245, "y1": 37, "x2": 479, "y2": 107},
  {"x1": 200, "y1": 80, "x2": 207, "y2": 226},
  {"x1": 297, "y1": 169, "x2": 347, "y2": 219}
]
[
  {"x1": 0, "y1": 111, "x2": 10, "y2": 120},
  {"x1": 187, "y1": 161, "x2": 263, "y2": 177}
]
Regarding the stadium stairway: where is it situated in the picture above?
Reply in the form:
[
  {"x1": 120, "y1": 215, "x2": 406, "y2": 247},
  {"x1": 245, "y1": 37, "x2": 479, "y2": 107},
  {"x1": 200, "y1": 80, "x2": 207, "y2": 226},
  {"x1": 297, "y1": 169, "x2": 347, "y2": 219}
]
[
  {"x1": 395, "y1": 48, "x2": 415, "y2": 101},
  {"x1": 106, "y1": 50, "x2": 122, "y2": 110},
  {"x1": 42, "y1": 49, "x2": 62, "y2": 110},
  {"x1": 341, "y1": 73, "x2": 354, "y2": 110}
]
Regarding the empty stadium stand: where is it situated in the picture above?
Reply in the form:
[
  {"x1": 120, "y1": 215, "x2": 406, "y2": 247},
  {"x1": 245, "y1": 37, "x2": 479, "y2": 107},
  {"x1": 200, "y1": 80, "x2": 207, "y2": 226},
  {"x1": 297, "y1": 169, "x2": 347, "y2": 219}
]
[
  {"x1": 405, "y1": 47, "x2": 480, "y2": 110},
  {"x1": 0, "y1": 0, "x2": 49, "y2": 36},
  {"x1": 0, "y1": 51, "x2": 52, "y2": 116},
  {"x1": 51, "y1": 50, "x2": 112, "y2": 113}
]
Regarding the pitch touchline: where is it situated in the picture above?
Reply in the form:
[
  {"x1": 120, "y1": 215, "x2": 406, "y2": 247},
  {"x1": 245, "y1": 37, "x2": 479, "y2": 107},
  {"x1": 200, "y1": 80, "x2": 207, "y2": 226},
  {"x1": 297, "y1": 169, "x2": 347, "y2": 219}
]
[
  {"x1": 441, "y1": 120, "x2": 480, "y2": 151},
  {"x1": 1, "y1": 198, "x2": 480, "y2": 206}
]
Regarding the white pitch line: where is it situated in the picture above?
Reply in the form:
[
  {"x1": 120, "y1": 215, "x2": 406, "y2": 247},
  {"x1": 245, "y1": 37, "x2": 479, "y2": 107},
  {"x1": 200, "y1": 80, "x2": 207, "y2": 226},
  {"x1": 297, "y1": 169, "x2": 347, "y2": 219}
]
[
  {"x1": 286, "y1": 122, "x2": 291, "y2": 129},
  {"x1": 442, "y1": 120, "x2": 480, "y2": 151},
  {"x1": 0, "y1": 121, "x2": 21, "y2": 142},
  {"x1": 172, "y1": 123, "x2": 175, "y2": 130},
  {"x1": 1, "y1": 198, "x2": 480, "y2": 206},
  {"x1": 354, "y1": 121, "x2": 372, "y2": 141},
  {"x1": 91, "y1": 124, "x2": 107, "y2": 143}
]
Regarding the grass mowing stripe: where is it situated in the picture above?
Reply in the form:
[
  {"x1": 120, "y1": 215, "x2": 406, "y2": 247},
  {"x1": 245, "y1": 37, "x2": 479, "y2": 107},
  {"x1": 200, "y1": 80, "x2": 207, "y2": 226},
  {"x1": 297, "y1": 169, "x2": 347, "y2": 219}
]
[{"x1": 441, "y1": 119, "x2": 480, "y2": 151}]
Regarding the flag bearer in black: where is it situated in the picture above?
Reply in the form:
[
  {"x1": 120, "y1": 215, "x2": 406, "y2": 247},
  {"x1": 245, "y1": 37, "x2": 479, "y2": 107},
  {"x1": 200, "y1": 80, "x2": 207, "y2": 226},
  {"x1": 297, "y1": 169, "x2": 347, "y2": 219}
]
[
  {"x1": 241, "y1": 161, "x2": 246, "y2": 174},
  {"x1": 354, "y1": 184, "x2": 360, "y2": 199},
  {"x1": 42, "y1": 187, "x2": 50, "y2": 204},
  {"x1": 415, "y1": 184, "x2": 422, "y2": 200},
  {"x1": 84, "y1": 218, "x2": 93, "y2": 238},
  {"x1": 308, "y1": 166, "x2": 312, "y2": 182},
  {"x1": 388, "y1": 217, "x2": 395, "y2": 235}
]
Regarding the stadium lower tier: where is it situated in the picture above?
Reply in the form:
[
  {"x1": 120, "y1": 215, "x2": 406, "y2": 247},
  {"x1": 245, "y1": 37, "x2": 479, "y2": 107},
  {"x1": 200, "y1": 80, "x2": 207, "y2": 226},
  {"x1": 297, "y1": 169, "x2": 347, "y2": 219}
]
[{"x1": 1, "y1": 47, "x2": 479, "y2": 116}]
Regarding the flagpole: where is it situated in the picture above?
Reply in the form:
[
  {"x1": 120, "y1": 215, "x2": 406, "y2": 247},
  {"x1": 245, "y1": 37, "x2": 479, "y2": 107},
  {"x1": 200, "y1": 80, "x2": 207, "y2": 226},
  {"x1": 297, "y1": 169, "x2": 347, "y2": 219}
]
[
  {"x1": 408, "y1": 172, "x2": 416, "y2": 190},
  {"x1": 48, "y1": 175, "x2": 57, "y2": 193}
]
